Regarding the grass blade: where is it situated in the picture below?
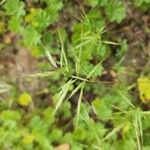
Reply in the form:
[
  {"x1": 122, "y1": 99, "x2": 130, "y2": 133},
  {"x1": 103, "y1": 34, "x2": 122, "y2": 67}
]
[
  {"x1": 0, "y1": 0, "x2": 6, "y2": 5},
  {"x1": 67, "y1": 82, "x2": 83, "y2": 101},
  {"x1": 53, "y1": 79, "x2": 75, "y2": 115},
  {"x1": 87, "y1": 61, "x2": 103, "y2": 79},
  {"x1": 58, "y1": 29, "x2": 69, "y2": 71},
  {"x1": 20, "y1": 71, "x2": 58, "y2": 78},
  {"x1": 76, "y1": 82, "x2": 85, "y2": 125},
  {"x1": 104, "y1": 124, "x2": 123, "y2": 141},
  {"x1": 117, "y1": 91, "x2": 135, "y2": 109},
  {"x1": 44, "y1": 46, "x2": 58, "y2": 68},
  {"x1": 0, "y1": 82, "x2": 12, "y2": 93}
]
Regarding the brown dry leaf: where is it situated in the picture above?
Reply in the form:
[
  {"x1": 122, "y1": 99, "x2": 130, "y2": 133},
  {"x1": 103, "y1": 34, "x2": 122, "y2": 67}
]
[
  {"x1": 15, "y1": 48, "x2": 36, "y2": 72},
  {"x1": 54, "y1": 144, "x2": 70, "y2": 150}
]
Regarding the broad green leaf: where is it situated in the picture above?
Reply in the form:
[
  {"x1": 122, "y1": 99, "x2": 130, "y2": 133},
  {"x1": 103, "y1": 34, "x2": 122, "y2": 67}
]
[
  {"x1": 23, "y1": 25, "x2": 41, "y2": 46},
  {"x1": 85, "y1": 0, "x2": 99, "y2": 7},
  {"x1": 134, "y1": 0, "x2": 150, "y2": 6},
  {"x1": 134, "y1": 0, "x2": 143, "y2": 6},
  {"x1": 98, "y1": 43, "x2": 111, "y2": 58},
  {"x1": 45, "y1": 0, "x2": 63, "y2": 23},
  {"x1": 4, "y1": 0, "x2": 25, "y2": 17},
  {"x1": 28, "y1": 115, "x2": 48, "y2": 135},
  {"x1": 8, "y1": 17, "x2": 22, "y2": 33},
  {"x1": 92, "y1": 98, "x2": 112, "y2": 119},
  {"x1": 30, "y1": 46, "x2": 43, "y2": 58},
  {"x1": 105, "y1": 0, "x2": 126, "y2": 23},
  {"x1": 49, "y1": 128, "x2": 63, "y2": 142},
  {"x1": 99, "y1": 0, "x2": 108, "y2": 6},
  {"x1": 22, "y1": 133, "x2": 35, "y2": 145},
  {"x1": 0, "y1": 110, "x2": 21, "y2": 121},
  {"x1": 25, "y1": 8, "x2": 50, "y2": 29},
  {"x1": 73, "y1": 127, "x2": 87, "y2": 141}
]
